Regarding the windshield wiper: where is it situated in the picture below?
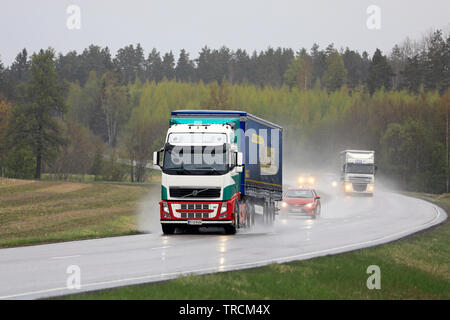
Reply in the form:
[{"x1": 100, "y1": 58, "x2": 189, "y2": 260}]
[{"x1": 195, "y1": 166, "x2": 222, "y2": 175}]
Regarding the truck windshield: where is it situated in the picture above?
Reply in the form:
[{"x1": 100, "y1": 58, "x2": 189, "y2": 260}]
[
  {"x1": 346, "y1": 163, "x2": 374, "y2": 174},
  {"x1": 162, "y1": 144, "x2": 229, "y2": 175}
]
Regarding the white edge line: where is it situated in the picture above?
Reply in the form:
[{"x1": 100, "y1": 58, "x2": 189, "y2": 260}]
[{"x1": 50, "y1": 255, "x2": 81, "y2": 260}]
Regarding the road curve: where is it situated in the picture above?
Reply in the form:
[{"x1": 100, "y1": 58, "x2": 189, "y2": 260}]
[{"x1": 0, "y1": 191, "x2": 446, "y2": 299}]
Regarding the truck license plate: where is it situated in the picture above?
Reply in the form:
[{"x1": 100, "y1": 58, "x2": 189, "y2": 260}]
[{"x1": 188, "y1": 220, "x2": 202, "y2": 225}]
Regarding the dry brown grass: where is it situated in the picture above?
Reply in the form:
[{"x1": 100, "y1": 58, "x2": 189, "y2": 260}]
[{"x1": 0, "y1": 178, "x2": 153, "y2": 247}]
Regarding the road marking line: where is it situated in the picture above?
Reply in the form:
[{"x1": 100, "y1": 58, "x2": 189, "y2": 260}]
[
  {"x1": 151, "y1": 246, "x2": 171, "y2": 250},
  {"x1": 0, "y1": 200, "x2": 445, "y2": 300},
  {"x1": 50, "y1": 255, "x2": 81, "y2": 260}
]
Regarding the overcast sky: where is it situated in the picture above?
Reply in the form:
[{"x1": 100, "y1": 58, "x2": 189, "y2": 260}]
[{"x1": 1, "y1": 0, "x2": 449, "y2": 66}]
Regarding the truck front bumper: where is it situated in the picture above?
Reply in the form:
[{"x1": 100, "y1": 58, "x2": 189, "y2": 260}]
[
  {"x1": 344, "y1": 183, "x2": 374, "y2": 194},
  {"x1": 160, "y1": 220, "x2": 233, "y2": 225}
]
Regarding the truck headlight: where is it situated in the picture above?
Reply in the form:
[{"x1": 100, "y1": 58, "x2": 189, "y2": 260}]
[
  {"x1": 332, "y1": 181, "x2": 338, "y2": 187},
  {"x1": 281, "y1": 202, "x2": 287, "y2": 208},
  {"x1": 162, "y1": 202, "x2": 170, "y2": 214},
  {"x1": 305, "y1": 202, "x2": 314, "y2": 208},
  {"x1": 220, "y1": 202, "x2": 228, "y2": 213},
  {"x1": 367, "y1": 184, "x2": 374, "y2": 192},
  {"x1": 308, "y1": 177, "x2": 315, "y2": 184},
  {"x1": 345, "y1": 183, "x2": 352, "y2": 192}
]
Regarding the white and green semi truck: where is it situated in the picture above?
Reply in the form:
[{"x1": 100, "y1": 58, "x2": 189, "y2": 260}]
[{"x1": 153, "y1": 110, "x2": 283, "y2": 234}]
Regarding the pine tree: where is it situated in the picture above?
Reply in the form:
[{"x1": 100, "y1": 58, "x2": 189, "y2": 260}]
[
  {"x1": 175, "y1": 49, "x2": 195, "y2": 82},
  {"x1": 367, "y1": 49, "x2": 393, "y2": 94},
  {"x1": 10, "y1": 49, "x2": 67, "y2": 179}
]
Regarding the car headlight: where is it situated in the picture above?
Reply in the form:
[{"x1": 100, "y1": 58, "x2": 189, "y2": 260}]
[
  {"x1": 332, "y1": 181, "x2": 338, "y2": 187},
  {"x1": 281, "y1": 201, "x2": 288, "y2": 208},
  {"x1": 308, "y1": 177, "x2": 315, "y2": 184},
  {"x1": 220, "y1": 202, "x2": 228, "y2": 213},
  {"x1": 298, "y1": 177, "x2": 305, "y2": 184},
  {"x1": 305, "y1": 202, "x2": 314, "y2": 208}
]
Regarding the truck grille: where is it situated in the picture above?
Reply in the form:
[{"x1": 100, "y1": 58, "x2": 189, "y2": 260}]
[
  {"x1": 352, "y1": 184, "x2": 367, "y2": 192},
  {"x1": 170, "y1": 203, "x2": 219, "y2": 219},
  {"x1": 180, "y1": 212, "x2": 211, "y2": 219},
  {"x1": 169, "y1": 188, "x2": 221, "y2": 198},
  {"x1": 349, "y1": 176, "x2": 371, "y2": 183}
]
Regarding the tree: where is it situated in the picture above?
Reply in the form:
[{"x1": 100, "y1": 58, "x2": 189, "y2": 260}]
[
  {"x1": 49, "y1": 120, "x2": 99, "y2": 179},
  {"x1": 310, "y1": 43, "x2": 327, "y2": 85},
  {"x1": 231, "y1": 49, "x2": 251, "y2": 84},
  {"x1": 284, "y1": 49, "x2": 312, "y2": 90},
  {"x1": 56, "y1": 51, "x2": 83, "y2": 83},
  {"x1": 424, "y1": 30, "x2": 449, "y2": 92},
  {"x1": 100, "y1": 72, "x2": 129, "y2": 147},
  {"x1": 114, "y1": 44, "x2": 145, "y2": 83},
  {"x1": 0, "y1": 98, "x2": 13, "y2": 175},
  {"x1": 389, "y1": 44, "x2": 406, "y2": 89},
  {"x1": 10, "y1": 49, "x2": 30, "y2": 84},
  {"x1": 380, "y1": 120, "x2": 446, "y2": 192},
  {"x1": 367, "y1": 49, "x2": 393, "y2": 94},
  {"x1": 400, "y1": 54, "x2": 425, "y2": 93},
  {"x1": 205, "y1": 80, "x2": 232, "y2": 108},
  {"x1": 9, "y1": 49, "x2": 67, "y2": 179},
  {"x1": 125, "y1": 103, "x2": 166, "y2": 182},
  {"x1": 161, "y1": 51, "x2": 175, "y2": 80},
  {"x1": 342, "y1": 48, "x2": 366, "y2": 89},
  {"x1": 324, "y1": 49, "x2": 347, "y2": 92},
  {"x1": 79, "y1": 45, "x2": 113, "y2": 84},
  {"x1": 145, "y1": 48, "x2": 163, "y2": 82},
  {"x1": 0, "y1": 56, "x2": 5, "y2": 96},
  {"x1": 175, "y1": 49, "x2": 195, "y2": 82}
]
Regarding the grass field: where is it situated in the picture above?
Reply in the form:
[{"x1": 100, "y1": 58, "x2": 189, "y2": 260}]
[
  {"x1": 0, "y1": 178, "x2": 153, "y2": 248},
  {"x1": 60, "y1": 193, "x2": 450, "y2": 300}
]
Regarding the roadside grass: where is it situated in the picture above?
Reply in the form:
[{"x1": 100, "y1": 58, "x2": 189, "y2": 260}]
[
  {"x1": 0, "y1": 178, "x2": 153, "y2": 248},
  {"x1": 60, "y1": 193, "x2": 449, "y2": 300}
]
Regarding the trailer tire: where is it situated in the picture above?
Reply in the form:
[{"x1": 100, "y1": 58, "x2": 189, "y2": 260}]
[
  {"x1": 263, "y1": 201, "x2": 275, "y2": 225},
  {"x1": 245, "y1": 199, "x2": 254, "y2": 228}
]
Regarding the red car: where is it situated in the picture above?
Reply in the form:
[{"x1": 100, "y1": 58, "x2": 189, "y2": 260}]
[{"x1": 280, "y1": 188, "x2": 321, "y2": 219}]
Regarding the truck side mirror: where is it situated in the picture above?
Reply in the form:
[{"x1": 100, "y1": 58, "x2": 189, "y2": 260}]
[
  {"x1": 374, "y1": 165, "x2": 378, "y2": 174},
  {"x1": 153, "y1": 149, "x2": 164, "y2": 167},
  {"x1": 153, "y1": 151, "x2": 158, "y2": 166}
]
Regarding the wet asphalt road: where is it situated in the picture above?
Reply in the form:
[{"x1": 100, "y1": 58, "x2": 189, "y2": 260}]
[{"x1": 0, "y1": 190, "x2": 446, "y2": 299}]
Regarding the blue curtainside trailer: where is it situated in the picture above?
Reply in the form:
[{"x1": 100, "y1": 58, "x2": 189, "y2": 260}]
[{"x1": 170, "y1": 110, "x2": 283, "y2": 202}]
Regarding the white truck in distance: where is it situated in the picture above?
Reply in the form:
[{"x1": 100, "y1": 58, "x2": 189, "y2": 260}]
[{"x1": 340, "y1": 150, "x2": 376, "y2": 196}]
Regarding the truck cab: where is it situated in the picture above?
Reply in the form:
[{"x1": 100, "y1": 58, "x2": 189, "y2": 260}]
[
  {"x1": 340, "y1": 150, "x2": 376, "y2": 196},
  {"x1": 154, "y1": 123, "x2": 242, "y2": 234}
]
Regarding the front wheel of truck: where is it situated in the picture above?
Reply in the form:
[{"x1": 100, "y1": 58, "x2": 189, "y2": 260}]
[
  {"x1": 225, "y1": 200, "x2": 239, "y2": 234},
  {"x1": 162, "y1": 224, "x2": 175, "y2": 235}
]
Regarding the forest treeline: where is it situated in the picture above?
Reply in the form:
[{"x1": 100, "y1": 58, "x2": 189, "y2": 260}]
[{"x1": 0, "y1": 29, "x2": 448, "y2": 193}]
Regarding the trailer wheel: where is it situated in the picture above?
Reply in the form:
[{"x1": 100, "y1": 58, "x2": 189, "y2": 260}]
[
  {"x1": 245, "y1": 199, "x2": 254, "y2": 228},
  {"x1": 263, "y1": 201, "x2": 274, "y2": 225},
  {"x1": 162, "y1": 225, "x2": 175, "y2": 235}
]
